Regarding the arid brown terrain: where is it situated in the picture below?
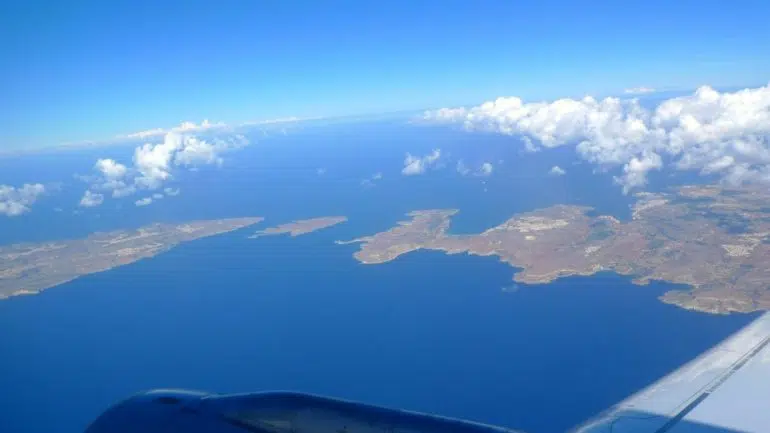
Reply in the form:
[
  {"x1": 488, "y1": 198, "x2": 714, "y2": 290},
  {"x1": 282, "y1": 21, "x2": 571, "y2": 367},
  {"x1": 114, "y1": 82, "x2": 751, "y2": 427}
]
[
  {"x1": 339, "y1": 185, "x2": 770, "y2": 315},
  {"x1": 249, "y1": 216, "x2": 347, "y2": 238},
  {"x1": 0, "y1": 217, "x2": 263, "y2": 300}
]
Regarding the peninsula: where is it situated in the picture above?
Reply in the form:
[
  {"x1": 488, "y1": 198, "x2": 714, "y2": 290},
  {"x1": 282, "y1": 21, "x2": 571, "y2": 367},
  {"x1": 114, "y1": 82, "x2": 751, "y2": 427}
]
[
  {"x1": 0, "y1": 217, "x2": 263, "y2": 300},
  {"x1": 339, "y1": 185, "x2": 770, "y2": 315},
  {"x1": 249, "y1": 216, "x2": 347, "y2": 238}
]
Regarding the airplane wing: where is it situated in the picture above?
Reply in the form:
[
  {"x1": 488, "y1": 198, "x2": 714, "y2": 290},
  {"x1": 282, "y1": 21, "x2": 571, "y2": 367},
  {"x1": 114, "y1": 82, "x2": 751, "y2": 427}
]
[
  {"x1": 572, "y1": 311, "x2": 770, "y2": 433},
  {"x1": 86, "y1": 313, "x2": 770, "y2": 433},
  {"x1": 85, "y1": 389, "x2": 525, "y2": 433}
]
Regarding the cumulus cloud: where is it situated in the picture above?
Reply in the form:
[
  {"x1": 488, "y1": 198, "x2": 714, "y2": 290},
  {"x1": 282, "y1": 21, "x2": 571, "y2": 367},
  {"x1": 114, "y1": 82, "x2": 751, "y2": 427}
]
[
  {"x1": 0, "y1": 183, "x2": 46, "y2": 216},
  {"x1": 422, "y1": 84, "x2": 770, "y2": 192},
  {"x1": 133, "y1": 133, "x2": 185, "y2": 189},
  {"x1": 89, "y1": 159, "x2": 135, "y2": 198},
  {"x1": 624, "y1": 87, "x2": 656, "y2": 95},
  {"x1": 133, "y1": 132, "x2": 246, "y2": 186},
  {"x1": 135, "y1": 197, "x2": 154, "y2": 207},
  {"x1": 80, "y1": 131, "x2": 247, "y2": 205},
  {"x1": 95, "y1": 158, "x2": 127, "y2": 179},
  {"x1": 402, "y1": 149, "x2": 441, "y2": 175},
  {"x1": 480, "y1": 162, "x2": 493, "y2": 176},
  {"x1": 79, "y1": 190, "x2": 104, "y2": 208},
  {"x1": 164, "y1": 187, "x2": 180, "y2": 196},
  {"x1": 173, "y1": 133, "x2": 247, "y2": 167},
  {"x1": 614, "y1": 151, "x2": 662, "y2": 193},
  {"x1": 549, "y1": 165, "x2": 567, "y2": 176}
]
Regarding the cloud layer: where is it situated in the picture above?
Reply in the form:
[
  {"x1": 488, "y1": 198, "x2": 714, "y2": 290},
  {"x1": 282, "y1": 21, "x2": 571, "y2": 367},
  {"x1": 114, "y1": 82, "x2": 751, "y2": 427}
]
[
  {"x1": 115, "y1": 117, "x2": 305, "y2": 142},
  {"x1": 0, "y1": 184, "x2": 45, "y2": 216},
  {"x1": 423, "y1": 84, "x2": 770, "y2": 192},
  {"x1": 624, "y1": 87, "x2": 656, "y2": 95},
  {"x1": 119, "y1": 119, "x2": 227, "y2": 140}
]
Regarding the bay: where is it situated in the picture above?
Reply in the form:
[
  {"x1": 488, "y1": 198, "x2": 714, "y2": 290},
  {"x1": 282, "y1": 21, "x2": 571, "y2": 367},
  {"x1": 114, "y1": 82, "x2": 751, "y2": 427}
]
[{"x1": 0, "y1": 225, "x2": 756, "y2": 433}]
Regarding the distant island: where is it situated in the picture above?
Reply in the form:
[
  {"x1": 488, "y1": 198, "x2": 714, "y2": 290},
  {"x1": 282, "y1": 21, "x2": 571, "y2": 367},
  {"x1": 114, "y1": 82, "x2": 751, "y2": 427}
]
[
  {"x1": 0, "y1": 217, "x2": 263, "y2": 300},
  {"x1": 249, "y1": 216, "x2": 347, "y2": 238},
  {"x1": 338, "y1": 185, "x2": 770, "y2": 315}
]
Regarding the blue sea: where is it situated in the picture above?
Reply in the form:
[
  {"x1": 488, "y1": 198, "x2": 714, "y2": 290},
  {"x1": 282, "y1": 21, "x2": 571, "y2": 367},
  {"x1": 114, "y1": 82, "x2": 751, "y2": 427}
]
[{"x1": 0, "y1": 120, "x2": 758, "y2": 433}]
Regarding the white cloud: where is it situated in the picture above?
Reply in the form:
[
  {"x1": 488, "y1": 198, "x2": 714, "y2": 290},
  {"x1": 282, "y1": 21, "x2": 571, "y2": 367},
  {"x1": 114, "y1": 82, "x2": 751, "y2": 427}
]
[
  {"x1": 152, "y1": 193, "x2": 164, "y2": 200},
  {"x1": 241, "y1": 116, "x2": 303, "y2": 126},
  {"x1": 701, "y1": 155, "x2": 735, "y2": 174},
  {"x1": 120, "y1": 119, "x2": 226, "y2": 140},
  {"x1": 422, "y1": 84, "x2": 770, "y2": 192},
  {"x1": 82, "y1": 131, "x2": 248, "y2": 205},
  {"x1": 135, "y1": 197, "x2": 153, "y2": 207},
  {"x1": 624, "y1": 87, "x2": 656, "y2": 95},
  {"x1": 549, "y1": 165, "x2": 567, "y2": 176},
  {"x1": 76, "y1": 131, "x2": 246, "y2": 210},
  {"x1": 173, "y1": 134, "x2": 239, "y2": 167},
  {"x1": 480, "y1": 162, "x2": 493, "y2": 176},
  {"x1": 402, "y1": 149, "x2": 441, "y2": 175},
  {"x1": 112, "y1": 184, "x2": 137, "y2": 198},
  {"x1": 56, "y1": 117, "x2": 305, "y2": 150},
  {"x1": 79, "y1": 190, "x2": 104, "y2": 208},
  {"x1": 164, "y1": 187, "x2": 180, "y2": 196},
  {"x1": 133, "y1": 133, "x2": 185, "y2": 189},
  {"x1": 361, "y1": 172, "x2": 383, "y2": 187},
  {"x1": 421, "y1": 107, "x2": 468, "y2": 123},
  {"x1": 175, "y1": 119, "x2": 225, "y2": 132},
  {"x1": 456, "y1": 160, "x2": 470, "y2": 176},
  {"x1": 82, "y1": 159, "x2": 134, "y2": 199},
  {"x1": 0, "y1": 183, "x2": 46, "y2": 216},
  {"x1": 614, "y1": 151, "x2": 663, "y2": 193},
  {"x1": 95, "y1": 159, "x2": 127, "y2": 179},
  {"x1": 457, "y1": 160, "x2": 493, "y2": 176},
  {"x1": 122, "y1": 128, "x2": 166, "y2": 140},
  {"x1": 522, "y1": 136, "x2": 539, "y2": 152}
]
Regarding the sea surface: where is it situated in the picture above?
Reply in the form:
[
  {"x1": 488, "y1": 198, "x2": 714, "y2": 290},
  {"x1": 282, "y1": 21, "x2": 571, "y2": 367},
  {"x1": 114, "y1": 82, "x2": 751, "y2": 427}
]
[
  {"x1": 0, "y1": 225, "x2": 757, "y2": 433},
  {"x1": 0, "y1": 121, "x2": 759, "y2": 433}
]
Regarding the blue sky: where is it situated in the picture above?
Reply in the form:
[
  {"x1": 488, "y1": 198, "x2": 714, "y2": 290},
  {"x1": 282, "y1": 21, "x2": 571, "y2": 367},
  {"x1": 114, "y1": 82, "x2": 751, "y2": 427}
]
[{"x1": 2, "y1": 0, "x2": 769, "y2": 149}]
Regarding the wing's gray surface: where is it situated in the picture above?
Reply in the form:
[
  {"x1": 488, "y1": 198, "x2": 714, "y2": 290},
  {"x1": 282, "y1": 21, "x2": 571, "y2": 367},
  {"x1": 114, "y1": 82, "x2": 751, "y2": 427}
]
[{"x1": 572, "y1": 312, "x2": 770, "y2": 433}]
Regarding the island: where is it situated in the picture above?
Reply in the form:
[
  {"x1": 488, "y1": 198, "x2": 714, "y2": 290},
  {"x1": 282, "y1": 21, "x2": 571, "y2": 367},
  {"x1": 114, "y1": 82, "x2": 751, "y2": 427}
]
[
  {"x1": 249, "y1": 216, "x2": 347, "y2": 238},
  {"x1": 0, "y1": 217, "x2": 263, "y2": 300},
  {"x1": 338, "y1": 185, "x2": 770, "y2": 315}
]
